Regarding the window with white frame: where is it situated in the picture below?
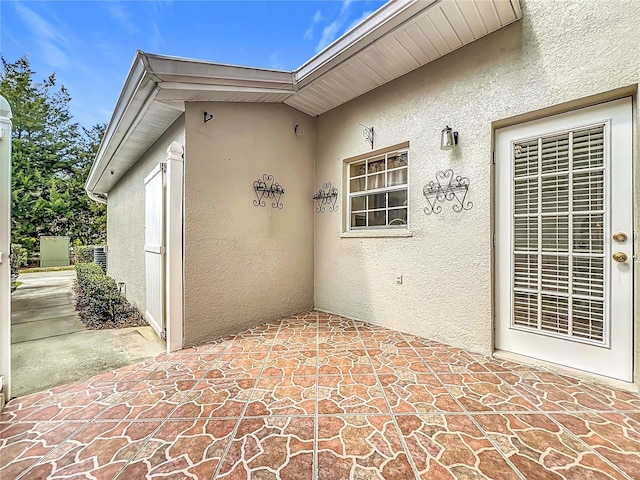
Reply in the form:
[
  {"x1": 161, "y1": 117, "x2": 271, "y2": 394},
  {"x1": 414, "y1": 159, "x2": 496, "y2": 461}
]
[{"x1": 347, "y1": 148, "x2": 408, "y2": 229}]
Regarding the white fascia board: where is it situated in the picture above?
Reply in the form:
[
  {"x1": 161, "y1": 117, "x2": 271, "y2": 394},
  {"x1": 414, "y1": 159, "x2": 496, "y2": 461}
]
[
  {"x1": 144, "y1": 53, "x2": 295, "y2": 89},
  {"x1": 157, "y1": 82, "x2": 294, "y2": 95},
  {"x1": 294, "y1": 0, "x2": 437, "y2": 88}
]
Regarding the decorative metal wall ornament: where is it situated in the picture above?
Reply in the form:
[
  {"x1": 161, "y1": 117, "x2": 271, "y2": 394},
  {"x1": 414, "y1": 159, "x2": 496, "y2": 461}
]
[
  {"x1": 253, "y1": 174, "x2": 285, "y2": 209},
  {"x1": 359, "y1": 123, "x2": 374, "y2": 149},
  {"x1": 423, "y1": 169, "x2": 472, "y2": 215},
  {"x1": 203, "y1": 112, "x2": 214, "y2": 123},
  {"x1": 312, "y1": 182, "x2": 339, "y2": 213}
]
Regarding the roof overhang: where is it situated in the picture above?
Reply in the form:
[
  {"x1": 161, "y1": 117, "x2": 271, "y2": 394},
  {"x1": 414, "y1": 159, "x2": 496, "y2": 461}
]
[{"x1": 87, "y1": 0, "x2": 521, "y2": 194}]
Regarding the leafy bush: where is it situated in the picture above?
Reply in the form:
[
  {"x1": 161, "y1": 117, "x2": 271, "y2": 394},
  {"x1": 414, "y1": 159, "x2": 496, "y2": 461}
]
[
  {"x1": 74, "y1": 245, "x2": 97, "y2": 264},
  {"x1": 11, "y1": 244, "x2": 28, "y2": 267},
  {"x1": 10, "y1": 244, "x2": 27, "y2": 291},
  {"x1": 75, "y1": 262, "x2": 122, "y2": 321}
]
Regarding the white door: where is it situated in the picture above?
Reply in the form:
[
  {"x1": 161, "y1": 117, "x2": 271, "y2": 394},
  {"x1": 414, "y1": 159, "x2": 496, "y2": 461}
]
[
  {"x1": 495, "y1": 98, "x2": 634, "y2": 382},
  {"x1": 144, "y1": 163, "x2": 165, "y2": 338}
]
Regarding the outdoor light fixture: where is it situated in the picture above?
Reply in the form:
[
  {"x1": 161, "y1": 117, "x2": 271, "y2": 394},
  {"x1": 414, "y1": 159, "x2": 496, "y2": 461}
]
[{"x1": 440, "y1": 126, "x2": 458, "y2": 150}]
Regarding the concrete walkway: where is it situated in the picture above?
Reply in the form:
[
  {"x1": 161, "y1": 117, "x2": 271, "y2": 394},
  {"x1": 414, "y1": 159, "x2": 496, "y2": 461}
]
[{"x1": 11, "y1": 270, "x2": 165, "y2": 397}]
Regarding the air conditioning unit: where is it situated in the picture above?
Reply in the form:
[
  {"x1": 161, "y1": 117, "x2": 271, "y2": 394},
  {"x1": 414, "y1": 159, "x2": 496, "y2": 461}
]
[{"x1": 94, "y1": 246, "x2": 107, "y2": 273}]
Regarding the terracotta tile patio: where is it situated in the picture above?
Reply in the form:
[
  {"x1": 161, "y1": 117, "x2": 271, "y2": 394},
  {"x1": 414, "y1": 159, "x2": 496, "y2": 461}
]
[{"x1": 1, "y1": 311, "x2": 639, "y2": 479}]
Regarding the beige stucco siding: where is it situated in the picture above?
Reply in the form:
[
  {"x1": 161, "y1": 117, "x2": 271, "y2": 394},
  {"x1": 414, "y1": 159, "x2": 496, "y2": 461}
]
[
  {"x1": 314, "y1": 0, "x2": 640, "y2": 364},
  {"x1": 183, "y1": 102, "x2": 315, "y2": 346},
  {"x1": 106, "y1": 116, "x2": 185, "y2": 312}
]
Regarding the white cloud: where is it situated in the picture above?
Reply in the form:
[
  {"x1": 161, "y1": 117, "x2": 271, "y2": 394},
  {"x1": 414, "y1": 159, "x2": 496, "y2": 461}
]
[
  {"x1": 315, "y1": 21, "x2": 341, "y2": 53},
  {"x1": 105, "y1": 2, "x2": 138, "y2": 34},
  {"x1": 346, "y1": 10, "x2": 374, "y2": 33},
  {"x1": 304, "y1": 9, "x2": 324, "y2": 41},
  {"x1": 14, "y1": 2, "x2": 71, "y2": 70},
  {"x1": 304, "y1": 27, "x2": 314, "y2": 40},
  {"x1": 268, "y1": 51, "x2": 285, "y2": 70},
  {"x1": 313, "y1": 0, "x2": 360, "y2": 52},
  {"x1": 149, "y1": 22, "x2": 164, "y2": 52},
  {"x1": 146, "y1": 0, "x2": 173, "y2": 18},
  {"x1": 340, "y1": 0, "x2": 353, "y2": 15}
]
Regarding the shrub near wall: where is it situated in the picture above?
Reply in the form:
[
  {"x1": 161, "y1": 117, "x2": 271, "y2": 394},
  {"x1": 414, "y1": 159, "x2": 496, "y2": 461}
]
[
  {"x1": 74, "y1": 245, "x2": 96, "y2": 264},
  {"x1": 10, "y1": 244, "x2": 27, "y2": 291},
  {"x1": 75, "y1": 262, "x2": 122, "y2": 322}
]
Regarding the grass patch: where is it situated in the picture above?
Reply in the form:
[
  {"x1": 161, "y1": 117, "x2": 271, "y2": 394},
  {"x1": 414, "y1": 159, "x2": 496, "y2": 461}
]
[{"x1": 19, "y1": 266, "x2": 76, "y2": 274}]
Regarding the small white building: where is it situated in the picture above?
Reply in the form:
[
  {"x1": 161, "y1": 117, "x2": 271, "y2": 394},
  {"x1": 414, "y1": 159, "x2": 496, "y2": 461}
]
[{"x1": 86, "y1": 0, "x2": 640, "y2": 388}]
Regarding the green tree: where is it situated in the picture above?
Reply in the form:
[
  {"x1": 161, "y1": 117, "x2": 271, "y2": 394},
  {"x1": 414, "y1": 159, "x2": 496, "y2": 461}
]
[{"x1": 0, "y1": 55, "x2": 106, "y2": 257}]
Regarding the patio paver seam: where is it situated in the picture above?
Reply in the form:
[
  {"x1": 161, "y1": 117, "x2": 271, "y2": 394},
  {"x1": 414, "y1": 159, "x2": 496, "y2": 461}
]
[
  {"x1": 426, "y1": 361, "x2": 529, "y2": 480},
  {"x1": 209, "y1": 313, "x2": 286, "y2": 480},
  {"x1": 355, "y1": 320, "x2": 423, "y2": 480},
  {"x1": 544, "y1": 411, "x2": 635, "y2": 480},
  {"x1": 7, "y1": 374, "x2": 177, "y2": 480},
  {"x1": 459, "y1": 407, "x2": 528, "y2": 480},
  {"x1": 110, "y1": 320, "x2": 263, "y2": 480},
  {"x1": 10, "y1": 421, "x2": 89, "y2": 480}
]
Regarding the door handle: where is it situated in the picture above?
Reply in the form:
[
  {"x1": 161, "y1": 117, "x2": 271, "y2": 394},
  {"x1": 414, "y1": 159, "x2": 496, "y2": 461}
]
[
  {"x1": 612, "y1": 232, "x2": 627, "y2": 242},
  {"x1": 613, "y1": 252, "x2": 628, "y2": 263}
]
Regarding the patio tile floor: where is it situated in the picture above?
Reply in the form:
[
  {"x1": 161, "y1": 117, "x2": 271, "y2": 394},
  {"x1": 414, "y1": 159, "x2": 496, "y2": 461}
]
[{"x1": 1, "y1": 310, "x2": 639, "y2": 479}]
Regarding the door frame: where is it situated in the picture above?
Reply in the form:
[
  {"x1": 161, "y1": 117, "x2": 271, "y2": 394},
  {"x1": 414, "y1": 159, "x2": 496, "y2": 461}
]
[
  {"x1": 164, "y1": 141, "x2": 184, "y2": 353},
  {"x1": 0, "y1": 96, "x2": 12, "y2": 403},
  {"x1": 143, "y1": 141, "x2": 184, "y2": 353},
  {"x1": 492, "y1": 97, "x2": 636, "y2": 383}
]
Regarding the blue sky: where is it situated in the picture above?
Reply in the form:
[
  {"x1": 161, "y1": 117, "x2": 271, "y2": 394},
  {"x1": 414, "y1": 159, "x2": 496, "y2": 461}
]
[{"x1": 1, "y1": 0, "x2": 386, "y2": 128}]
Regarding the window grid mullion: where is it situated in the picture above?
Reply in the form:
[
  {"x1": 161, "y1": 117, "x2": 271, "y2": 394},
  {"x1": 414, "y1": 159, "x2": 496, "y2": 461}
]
[
  {"x1": 567, "y1": 130, "x2": 574, "y2": 337},
  {"x1": 537, "y1": 136, "x2": 543, "y2": 331},
  {"x1": 347, "y1": 150, "x2": 408, "y2": 230}
]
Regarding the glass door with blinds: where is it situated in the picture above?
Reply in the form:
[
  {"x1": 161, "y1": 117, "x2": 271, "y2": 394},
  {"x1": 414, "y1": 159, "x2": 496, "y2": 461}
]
[{"x1": 495, "y1": 98, "x2": 633, "y2": 382}]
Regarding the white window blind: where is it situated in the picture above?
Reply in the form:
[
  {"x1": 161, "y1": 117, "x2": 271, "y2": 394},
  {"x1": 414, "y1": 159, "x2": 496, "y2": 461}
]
[{"x1": 512, "y1": 125, "x2": 606, "y2": 344}]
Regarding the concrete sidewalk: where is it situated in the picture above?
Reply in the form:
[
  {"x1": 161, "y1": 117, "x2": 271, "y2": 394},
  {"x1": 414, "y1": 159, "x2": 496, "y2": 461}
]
[{"x1": 11, "y1": 270, "x2": 165, "y2": 397}]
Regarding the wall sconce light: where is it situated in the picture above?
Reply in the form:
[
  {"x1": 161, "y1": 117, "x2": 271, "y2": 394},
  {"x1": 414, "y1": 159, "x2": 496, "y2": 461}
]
[
  {"x1": 295, "y1": 124, "x2": 304, "y2": 136},
  {"x1": 440, "y1": 126, "x2": 458, "y2": 150}
]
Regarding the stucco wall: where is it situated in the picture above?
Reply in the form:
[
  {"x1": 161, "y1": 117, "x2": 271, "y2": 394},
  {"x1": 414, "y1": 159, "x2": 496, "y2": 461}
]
[
  {"x1": 106, "y1": 116, "x2": 185, "y2": 312},
  {"x1": 314, "y1": 0, "x2": 640, "y2": 365},
  {"x1": 183, "y1": 102, "x2": 315, "y2": 346}
]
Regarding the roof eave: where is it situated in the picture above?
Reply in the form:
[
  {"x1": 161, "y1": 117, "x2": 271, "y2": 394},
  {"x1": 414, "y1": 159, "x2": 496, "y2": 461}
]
[
  {"x1": 87, "y1": 0, "x2": 523, "y2": 195},
  {"x1": 86, "y1": 52, "x2": 155, "y2": 193},
  {"x1": 294, "y1": 0, "x2": 435, "y2": 87},
  {"x1": 87, "y1": 52, "x2": 296, "y2": 194}
]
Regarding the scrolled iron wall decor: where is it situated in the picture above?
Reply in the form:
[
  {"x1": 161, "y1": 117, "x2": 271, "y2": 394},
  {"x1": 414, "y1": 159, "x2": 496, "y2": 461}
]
[
  {"x1": 253, "y1": 174, "x2": 285, "y2": 209},
  {"x1": 312, "y1": 182, "x2": 339, "y2": 213},
  {"x1": 359, "y1": 123, "x2": 374, "y2": 150},
  {"x1": 423, "y1": 169, "x2": 472, "y2": 215}
]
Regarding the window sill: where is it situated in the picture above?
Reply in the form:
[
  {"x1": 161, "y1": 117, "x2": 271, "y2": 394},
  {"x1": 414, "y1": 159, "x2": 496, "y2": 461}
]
[{"x1": 340, "y1": 229, "x2": 414, "y2": 238}]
